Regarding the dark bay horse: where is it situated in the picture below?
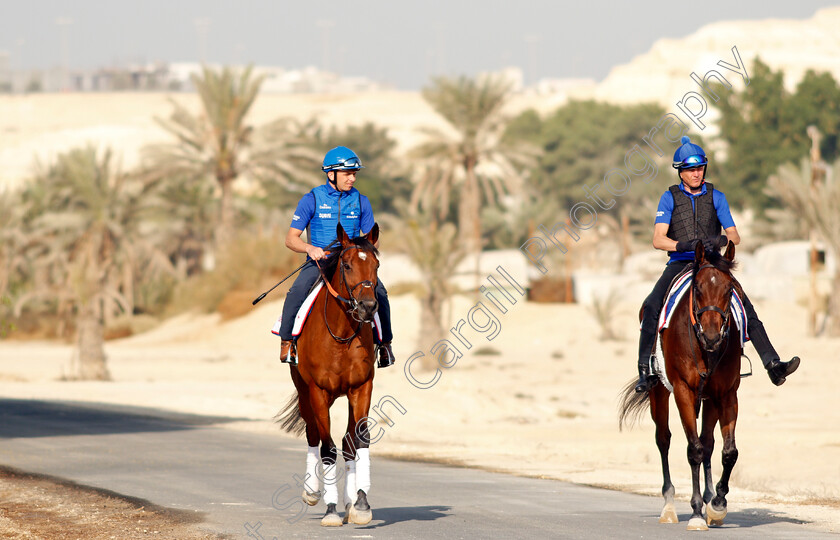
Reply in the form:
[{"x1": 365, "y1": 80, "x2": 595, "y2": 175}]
[
  {"x1": 620, "y1": 241, "x2": 742, "y2": 531},
  {"x1": 277, "y1": 222, "x2": 380, "y2": 527}
]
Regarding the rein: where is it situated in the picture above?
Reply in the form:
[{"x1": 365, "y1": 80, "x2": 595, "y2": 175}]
[{"x1": 687, "y1": 262, "x2": 733, "y2": 413}]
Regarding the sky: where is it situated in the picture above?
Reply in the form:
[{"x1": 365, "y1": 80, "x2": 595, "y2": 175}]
[{"x1": 1, "y1": 0, "x2": 837, "y2": 90}]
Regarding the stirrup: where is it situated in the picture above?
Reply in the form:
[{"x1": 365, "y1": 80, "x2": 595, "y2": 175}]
[
  {"x1": 740, "y1": 354, "x2": 753, "y2": 378},
  {"x1": 376, "y1": 343, "x2": 395, "y2": 368},
  {"x1": 280, "y1": 340, "x2": 297, "y2": 366}
]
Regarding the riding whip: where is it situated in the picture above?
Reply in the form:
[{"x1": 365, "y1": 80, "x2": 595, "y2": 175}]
[
  {"x1": 251, "y1": 245, "x2": 337, "y2": 305},
  {"x1": 251, "y1": 260, "x2": 311, "y2": 305}
]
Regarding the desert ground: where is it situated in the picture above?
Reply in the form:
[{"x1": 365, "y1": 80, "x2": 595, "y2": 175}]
[{"x1": 1, "y1": 282, "x2": 838, "y2": 533}]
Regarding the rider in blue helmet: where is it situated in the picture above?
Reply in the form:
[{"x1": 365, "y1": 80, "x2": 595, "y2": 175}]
[
  {"x1": 277, "y1": 146, "x2": 395, "y2": 368},
  {"x1": 633, "y1": 136, "x2": 800, "y2": 393}
]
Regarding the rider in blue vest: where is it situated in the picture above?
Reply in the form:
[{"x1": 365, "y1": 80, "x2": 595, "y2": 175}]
[
  {"x1": 278, "y1": 146, "x2": 395, "y2": 368},
  {"x1": 634, "y1": 136, "x2": 800, "y2": 393}
]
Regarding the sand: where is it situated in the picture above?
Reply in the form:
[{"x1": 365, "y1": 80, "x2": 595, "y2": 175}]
[{"x1": 1, "y1": 284, "x2": 838, "y2": 533}]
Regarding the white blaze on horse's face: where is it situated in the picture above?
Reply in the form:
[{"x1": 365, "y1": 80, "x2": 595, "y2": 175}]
[{"x1": 358, "y1": 252, "x2": 367, "y2": 261}]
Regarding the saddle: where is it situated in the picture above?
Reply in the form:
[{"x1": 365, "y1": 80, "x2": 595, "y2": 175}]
[{"x1": 271, "y1": 279, "x2": 382, "y2": 340}]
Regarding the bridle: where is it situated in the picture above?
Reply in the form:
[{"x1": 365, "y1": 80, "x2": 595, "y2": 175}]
[
  {"x1": 314, "y1": 244, "x2": 378, "y2": 343},
  {"x1": 689, "y1": 263, "x2": 733, "y2": 344}
]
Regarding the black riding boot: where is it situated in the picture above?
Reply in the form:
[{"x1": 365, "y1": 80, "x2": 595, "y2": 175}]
[
  {"x1": 635, "y1": 329, "x2": 658, "y2": 393},
  {"x1": 750, "y1": 322, "x2": 800, "y2": 386},
  {"x1": 746, "y1": 305, "x2": 801, "y2": 386}
]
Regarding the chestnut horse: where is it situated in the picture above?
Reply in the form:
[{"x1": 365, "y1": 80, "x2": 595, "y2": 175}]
[
  {"x1": 620, "y1": 241, "x2": 742, "y2": 531},
  {"x1": 277, "y1": 222, "x2": 380, "y2": 527}
]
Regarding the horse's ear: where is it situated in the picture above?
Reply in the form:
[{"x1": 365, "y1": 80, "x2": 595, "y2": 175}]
[
  {"x1": 723, "y1": 240, "x2": 735, "y2": 261},
  {"x1": 694, "y1": 240, "x2": 705, "y2": 262},
  {"x1": 336, "y1": 222, "x2": 351, "y2": 245},
  {"x1": 366, "y1": 223, "x2": 379, "y2": 246}
]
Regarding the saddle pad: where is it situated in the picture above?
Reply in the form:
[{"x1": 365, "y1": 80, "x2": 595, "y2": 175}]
[
  {"x1": 653, "y1": 333, "x2": 673, "y2": 393},
  {"x1": 656, "y1": 272, "x2": 693, "y2": 332},
  {"x1": 270, "y1": 282, "x2": 324, "y2": 337},
  {"x1": 657, "y1": 275, "x2": 749, "y2": 347},
  {"x1": 270, "y1": 281, "x2": 382, "y2": 340}
]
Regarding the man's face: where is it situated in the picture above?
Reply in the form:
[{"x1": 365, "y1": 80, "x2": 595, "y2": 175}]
[
  {"x1": 331, "y1": 170, "x2": 358, "y2": 191},
  {"x1": 679, "y1": 165, "x2": 705, "y2": 190}
]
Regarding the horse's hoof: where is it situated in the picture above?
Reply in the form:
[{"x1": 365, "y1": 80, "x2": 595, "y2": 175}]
[
  {"x1": 659, "y1": 503, "x2": 678, "y2": 523},
  {"x1": 706, "y1": 502, "x2": 726, "y2": 526},
  {"x1": 349, "y1": 504, "x2": 372, "y2": 525},
  {"x1": 686, "y1": 516, "x2": 709, "y2": 531},
  {"x1": 302, "y1": 490, "x2": 321, "y2": 506},
  {"x1": 343, "y1": 503, "x2": 351, "y2": 524},
  {"x1": 348, "y1": 489, "x2": 372, "y2": 525},
  {"x1": 321, "y1": 503, "x2": 342, "y2": 527},
  {"x1": 706, "y1": 515, "x2": 724, "y2": 527}
]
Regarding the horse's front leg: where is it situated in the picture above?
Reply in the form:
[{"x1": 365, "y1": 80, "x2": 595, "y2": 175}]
[
  {"x1": 650, "y1": 384, "x2": 677, "y2": 524},
  {"x1": 700, "y1": 401, "x2": 719, "y2": 507},
  {"x1": 309, "y1": 386, "x2": 342, "y2": 527},
  {"x1": 341, "y1": 403, "x2": 358, "y2": 522},
  {"x1": 673, "y1": 383, "x2": 708, "y2": 531},
  {"x1": 708, "y1": 392, "x2": 738, "y2": 526},
  {"x1": 345, "y1": 380, "x2": 374, "y2": 525}
]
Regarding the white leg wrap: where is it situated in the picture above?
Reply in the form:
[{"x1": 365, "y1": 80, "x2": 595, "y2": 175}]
[
  {"x1": 356, "y1": 448, "x2": 370, "y2": 495},
  {"x1": 323, "y1": 459, "x2": 339, "y2": 505},
  {"x1": 344, "y1": 459, "x2": 357, "y2": 504},
  {"x1": 305, "y1": 446, "x2": 320, "y2": 493}
]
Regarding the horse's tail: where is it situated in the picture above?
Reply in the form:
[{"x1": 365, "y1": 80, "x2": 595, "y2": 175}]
[
  {"x1": 618, "y1": 377, "x2": 654, "y2": 432},
  {"x1": 275, "y1": 392, "x2": 306, "y2": 437}
]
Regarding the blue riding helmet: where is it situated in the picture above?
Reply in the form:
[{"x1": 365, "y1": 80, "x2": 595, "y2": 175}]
[
  {"x1": 322, "y1": 146, "x2": 364, "y2": 172},
  {"x1": 672, "y1": 136, "x2": 708, "y2": 169}
]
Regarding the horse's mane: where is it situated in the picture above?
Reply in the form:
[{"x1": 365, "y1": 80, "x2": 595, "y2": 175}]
[
  {"x1": 694, "y1": 249, "x2": 737, "y2": 275},
  {"x1": 321, "y1": 237, "x2": 379, "y2": 281}
]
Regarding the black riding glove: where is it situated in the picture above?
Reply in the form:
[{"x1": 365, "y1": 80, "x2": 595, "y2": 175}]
[
  {"x1": 702, "y1": 235, "x2": 728, "y2": 251},
  {"x1": 675, "y1": 239, "x2": 699, "y2": 252}
]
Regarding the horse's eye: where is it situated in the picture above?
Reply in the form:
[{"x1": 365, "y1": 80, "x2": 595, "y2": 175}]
[{"x1": 342, "y1": 262, "x2": 351, "y2": 270}]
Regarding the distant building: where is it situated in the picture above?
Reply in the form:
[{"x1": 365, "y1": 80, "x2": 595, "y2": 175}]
[{"x1": 1, "y1": 60, "x2": 390, "y2": 94}]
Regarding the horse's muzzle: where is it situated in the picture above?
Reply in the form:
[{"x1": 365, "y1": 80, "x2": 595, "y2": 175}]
[
  {"x1": 353, "y1": 299, "x2": 378, "y2": 323},
  {"x1": 697, "y1": 320, "x2": 730, "y2": 353},
  {"x1": 700, "y1": 331, "x2": 724, "y2": 353}
]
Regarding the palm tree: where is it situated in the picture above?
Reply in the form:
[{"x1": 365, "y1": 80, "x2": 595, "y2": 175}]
[
  {"x1": 0, "y1": 189, "x2": 26, "y2": 337},
  {"x1": 769, "y1": 158, "x2": 840, "y2": 336},
  {"x1": 18, "y1": 146, "x2": 163, "y2": 380},
  {"x1": 0, "y1": 189, "x2": 25, "y2": 300},
  {"x1": 401, "y1": 208, "x2": 467, "y2": 368},
  {"x1": 414, "y1": 74, "x2": 539, "y2": 256},
  {"x1": 147, "y1": 65, "x2": 319, "y2": 254}
]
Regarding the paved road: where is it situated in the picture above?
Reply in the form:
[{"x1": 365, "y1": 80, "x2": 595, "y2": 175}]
[{"x1": 0, "y1": 398, "x2": 835, "y2": 539}]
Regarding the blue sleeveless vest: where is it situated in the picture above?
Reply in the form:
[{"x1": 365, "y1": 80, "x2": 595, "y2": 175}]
[{"x1": 308, "y1": 184, "x2": 362, "y2": 249}]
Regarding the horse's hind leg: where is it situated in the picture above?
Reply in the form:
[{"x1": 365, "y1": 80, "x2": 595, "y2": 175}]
[
  {"x1": 309, "y1": 386, "x2": 342, "y2": 527},
  {"x1": 650, "y1": 384, "x2": 677, "y2": 524},
  {"x1": 302, "y1": 428, "x2": 322, "y2": 505},
  {"x1": 288, "y1": 369, "x2": 322, "y2": 506},
  {"x1": 708, "y1": 393, "x2": 738, "y2": 526}
]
